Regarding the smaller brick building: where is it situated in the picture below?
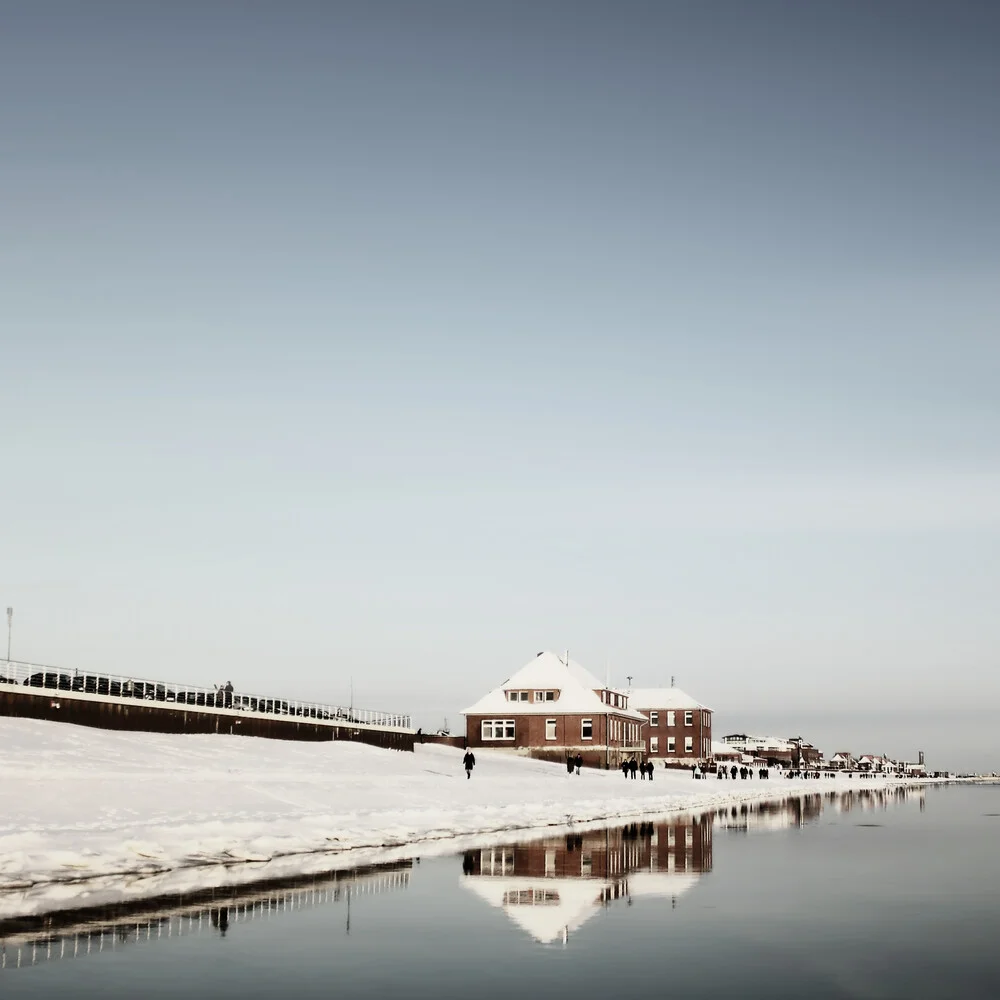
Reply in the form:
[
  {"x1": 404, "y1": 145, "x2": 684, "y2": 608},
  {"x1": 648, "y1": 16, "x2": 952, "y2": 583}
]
[
  {"x1": 461, "y1": 651, "x2": 647, "y2": 768},
  {"x1": 628, "y1": 686, "x2": 712, "y2": 767}
]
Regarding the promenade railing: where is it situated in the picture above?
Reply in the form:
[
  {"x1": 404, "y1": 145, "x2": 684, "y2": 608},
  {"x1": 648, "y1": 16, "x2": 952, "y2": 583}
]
[{"x1": 0, "y1": 658, "x2": 410, "y2": 730}]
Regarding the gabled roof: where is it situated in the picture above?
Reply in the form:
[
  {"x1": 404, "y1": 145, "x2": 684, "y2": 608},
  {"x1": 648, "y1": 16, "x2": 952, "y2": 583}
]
[
  {"x1": 628, "y1": 687, "x2": 710, "y2": 711},
  {"x1": 461, "y1": 651, "x2": 646, "y2": 720}
]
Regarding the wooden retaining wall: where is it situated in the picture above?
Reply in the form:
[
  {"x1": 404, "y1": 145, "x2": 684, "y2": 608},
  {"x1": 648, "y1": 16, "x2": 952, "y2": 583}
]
[{"x1": 0, "y1": 687, "x2": 414, "y2": 752}]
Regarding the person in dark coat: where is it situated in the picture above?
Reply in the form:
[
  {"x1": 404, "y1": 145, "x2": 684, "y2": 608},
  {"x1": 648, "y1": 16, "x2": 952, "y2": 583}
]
[
  {"x1": 629, "y1": 758, "x2": 638, "y2": 779},
  {"x1": 223, "y1": 680, "x2": 234, "y2": 708},
  {"x1": 621, "y1": 760, "x2": 629, "y2": 778},
  {"x1": 463, "y1": 750, "x2": 476, "y2": 779},
  {"x1": 646, "y1": 762, "x2": 653, "y2": 782},
  {"x1": 730, "y1": 765, "x2": 738, "y2": 780},
  {"x1": 575, "y1": 753, "x2": 583, "y2": 775}
]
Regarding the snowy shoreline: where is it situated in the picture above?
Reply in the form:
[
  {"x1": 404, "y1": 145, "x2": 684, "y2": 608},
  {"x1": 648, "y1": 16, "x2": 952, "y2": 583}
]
[{"x1": 0, "y1": 718, "x2": 945, "y2": 921}]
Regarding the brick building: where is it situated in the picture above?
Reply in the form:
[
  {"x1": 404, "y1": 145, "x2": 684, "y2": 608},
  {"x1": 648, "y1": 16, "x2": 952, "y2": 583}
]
[
  {"x1": 461, "y1": 651, "x2": 647, "y2": 768},
  {"x1": 627, "y1": 686, "x2": 712, "y2": 767}
]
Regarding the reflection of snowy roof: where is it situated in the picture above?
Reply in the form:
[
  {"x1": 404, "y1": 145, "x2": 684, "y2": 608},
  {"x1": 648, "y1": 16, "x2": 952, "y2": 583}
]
[
  {"x1": 461, "y1": 875, "x2": 613, "y2": 944},
  {"x1": 461, "y1": 652, "x2": 646, "y2": 720},
  {"x1": 627, "y1": 871, "x2": 702, "y2": 900},
  {"x1": 628, "y1": 687, "x2": 709, "y2": 711}
]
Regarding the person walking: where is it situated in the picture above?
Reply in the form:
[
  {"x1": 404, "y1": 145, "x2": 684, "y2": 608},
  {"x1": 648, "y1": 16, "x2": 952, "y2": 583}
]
[
  {"x1": 621, "y1": 760, "x2": 630, "y2": 778},
  {"x1": 463, "y1": 750, "x2": 476, "y2": 779},
  {"x1": 629, "y1": 758, "x2": 638, "y2": 779},
  {"x1": 575, "y1": 753, "x2": 583, "y2": 775}
]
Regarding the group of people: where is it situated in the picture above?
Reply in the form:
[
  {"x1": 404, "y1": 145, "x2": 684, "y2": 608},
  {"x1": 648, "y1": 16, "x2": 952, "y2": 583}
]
[
  {"x1": 566, "y1": 753, "x2": 584, "y2": 774},
  {"x1": 621, "y1": 758, "x2": 654, "y2": 780},
  {"x1": 715, "y1": 764, "x2": 770, "y2": 780},
  {"x1": 213, "y1": 680, "x2": 234, "y2": 708}
]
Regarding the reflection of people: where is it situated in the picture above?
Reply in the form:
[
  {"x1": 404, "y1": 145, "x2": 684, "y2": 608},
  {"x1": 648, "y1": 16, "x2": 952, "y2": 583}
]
[
  {"x1": 463, "y1": 750, "x2": 476, "y2": 779},
  {"x1": 210, "y1": 907, "x2": 230, "y2": 936},
  {"x1": 462, "y1": 851, "x2": 475, "y2": 875}
]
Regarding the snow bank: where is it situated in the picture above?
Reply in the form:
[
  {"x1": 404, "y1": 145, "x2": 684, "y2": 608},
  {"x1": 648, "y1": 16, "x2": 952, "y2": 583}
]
[{"x1": 0, "y1": 718, "x2": 926, "y2": 919}]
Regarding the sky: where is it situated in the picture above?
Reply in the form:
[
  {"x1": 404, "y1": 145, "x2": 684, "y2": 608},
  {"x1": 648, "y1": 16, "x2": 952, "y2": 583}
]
[{"x1": 1, "y1": 1, "x2": 998, "y2": 773}]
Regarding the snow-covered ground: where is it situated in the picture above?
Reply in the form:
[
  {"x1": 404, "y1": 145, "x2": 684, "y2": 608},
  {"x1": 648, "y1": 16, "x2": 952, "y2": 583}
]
[{"x1": 0, "y1": 718, "x2": 933, "y2": 920}]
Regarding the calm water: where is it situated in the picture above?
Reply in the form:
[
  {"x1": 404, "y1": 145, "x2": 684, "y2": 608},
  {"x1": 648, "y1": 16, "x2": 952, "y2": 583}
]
[{"x1": 2, "y1": 784, "x2": 998, "y2": 1000}]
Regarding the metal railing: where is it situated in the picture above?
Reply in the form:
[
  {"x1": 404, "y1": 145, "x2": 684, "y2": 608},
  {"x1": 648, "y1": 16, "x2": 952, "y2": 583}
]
[{"x1": 0, "y1": 658, "x2": 411, "y2": 730}]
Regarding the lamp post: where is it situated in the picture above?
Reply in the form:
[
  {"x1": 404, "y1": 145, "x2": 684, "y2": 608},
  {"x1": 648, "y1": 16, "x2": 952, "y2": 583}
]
[{"x1": 5, "y1": 607, "x2": 11, "y2": 661}]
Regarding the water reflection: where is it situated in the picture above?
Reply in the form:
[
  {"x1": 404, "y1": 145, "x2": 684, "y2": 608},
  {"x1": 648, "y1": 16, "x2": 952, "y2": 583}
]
[
  {"x1": 461, "y1": 816, "x2": 712, "y2": 944},
  {"x1": 713, "y1": 785, "x2": 925, "y2": 832},
  {"x1": 0, "y1": 786, "x2": 932, "y2": 968},
  {"x1": 0, "y1": 861, "x2": 410, "y2": 971}
]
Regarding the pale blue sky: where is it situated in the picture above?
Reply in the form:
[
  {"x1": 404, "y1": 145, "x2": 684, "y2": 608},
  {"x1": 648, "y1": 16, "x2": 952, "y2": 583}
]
[{"x1": 2, "y1": 2, "x2": 997, "y2": 772}]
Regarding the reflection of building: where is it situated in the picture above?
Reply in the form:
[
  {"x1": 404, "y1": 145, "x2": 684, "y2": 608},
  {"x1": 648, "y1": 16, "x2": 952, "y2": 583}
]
[
  {"x1": 713, "y1": 795, "x2": 825, "y2": 833},
  {"x1": 0, "y1": 861, "x2": 410, "y2": 971},
  {"x1": 461, "y1": 652, "x2": 647, "y2": 768},
  {"x1": 460, "y1": 818, "x2": 712, "y2": 943},
  {"x1": 628, "y1": 686, "x2": 712, "y2": 765}
]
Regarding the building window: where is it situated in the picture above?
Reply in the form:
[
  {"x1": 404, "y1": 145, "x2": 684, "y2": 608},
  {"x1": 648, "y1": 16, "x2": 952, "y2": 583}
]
[
  {"x1": 581, "y1": 719, "x2": 593, "y2": 740},
  {"x1": 667, "y1": 711, "x2": 676, "y2": 727},
  {"x1": 649, "y1": 711, "x2": 658, "y2": 726},
  {"x1": 545, "y1": 718, "x2": 557, "y2": 740},
  {"x1": 535, "y1": 691, "x2": 544, "y2": 702},
  {"x1": 667, "y1": 737, "x2": 675, "y2": 753},
  {"x1": 684, "y1": 736, "x2": 693, "y2": 753},
  {"x1": 482, "y1": 719, "x2": 515, "y2": 741},
  {"x1": 546, "y1": 691, "x2": 555, "y2": 701},
  {"x1": 507, "y1": 691, "x2": 517, "y2": 701},
  {"x1": 520, "y1": 691, "x2": 530, "y2": 701},
  {"x1": 684, "y1": 711, "x2": 693, "y2": 726},
  {"x1": 650, "y1": 737, "x2": 659, "y2": 754}
]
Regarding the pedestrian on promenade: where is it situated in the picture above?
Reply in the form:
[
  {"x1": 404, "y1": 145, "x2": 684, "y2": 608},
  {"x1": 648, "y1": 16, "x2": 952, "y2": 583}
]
[
  {"x1": 629, "y1": 758, "x2": 638, "y2": 779},
  {"x1": 621, "y1": 760, "x2": 630, "y2": 778},
  {"x1": 575, "y1": 753, "x2": 583, "y2": 775},
  {"x1": 463, "y1": 750, "x2": 476, "y2": 779}
]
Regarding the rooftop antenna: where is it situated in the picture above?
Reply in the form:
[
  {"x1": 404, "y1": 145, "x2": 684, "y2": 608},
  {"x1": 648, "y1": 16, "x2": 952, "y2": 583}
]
[
  {"x1": 671, "y1": 675, "x2": 675, "y2": 687},
  {"x1": 626, "y1": 674, "x2": 633, "y2": 689}
]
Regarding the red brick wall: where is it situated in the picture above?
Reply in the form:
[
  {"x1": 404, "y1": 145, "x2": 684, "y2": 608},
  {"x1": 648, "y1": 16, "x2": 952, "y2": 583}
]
[
  {"x1": 464, "y1": 711, "x2": 644, "y2": 768},
  {"x1": 637, "y1": 707, "x2": 712, "y2": 761}
]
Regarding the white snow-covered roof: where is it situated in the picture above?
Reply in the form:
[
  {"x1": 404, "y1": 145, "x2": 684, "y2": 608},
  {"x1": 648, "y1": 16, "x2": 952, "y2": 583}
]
[
  {"x1": 461, "y1": 651, "x2": 646, "y2": 720},
  {"x1": 711, "y1": 740, "x2": 740, "y2": 758},
  {"x1": 628, "y1": 687, "x2": 710, "y2": 711},
  {"x1": 461, "y1": 875, "x2": 612, "y2": 944}
]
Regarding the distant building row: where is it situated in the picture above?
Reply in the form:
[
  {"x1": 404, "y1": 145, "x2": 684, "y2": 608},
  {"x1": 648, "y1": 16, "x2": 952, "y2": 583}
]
[{"x1": 459, "y1": 651, "x2": 930, "y2": 775}]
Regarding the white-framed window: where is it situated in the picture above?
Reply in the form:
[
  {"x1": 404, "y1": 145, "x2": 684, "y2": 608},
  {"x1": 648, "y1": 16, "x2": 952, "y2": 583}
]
[
  {"x1": 546, "y1": 691, "x2": 555, "y2": 701},
  {"x1": 520, "y1": 691, "x2": 529, "y2": 701},
  {"x1": 507, "y1": 691, "x2": 519, "y2": 701},
  {"x1": 649, "y1": 711, "x2": 659, "y2": 726},
  {"x1": 667, "y1": 711, "x2": 676, "y2": 727},
  {"x1": 482, "y1": 719, "x2": 516, "y2": 741},
  {"x1": 684, "y1": 736, "x2": 693, "y2": 753},
  {"x1": 650, "y1": 737, "x2": 659, "y2": 754},
  {"x1": 535, "y1": 691, "x2": 544, "y2": 702},
  {"x1": 545, "y1": 718, "x2": 557, "y2": 740},
  {"x1": 667, "y1": 737, "x2": 676, "y2": 753},
  {"x1": 581, "y1": 719, "x2": 593, "y2": 740},
  {"x1": 684, "y1": 711, "x2": 693, "y2": 726}
]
